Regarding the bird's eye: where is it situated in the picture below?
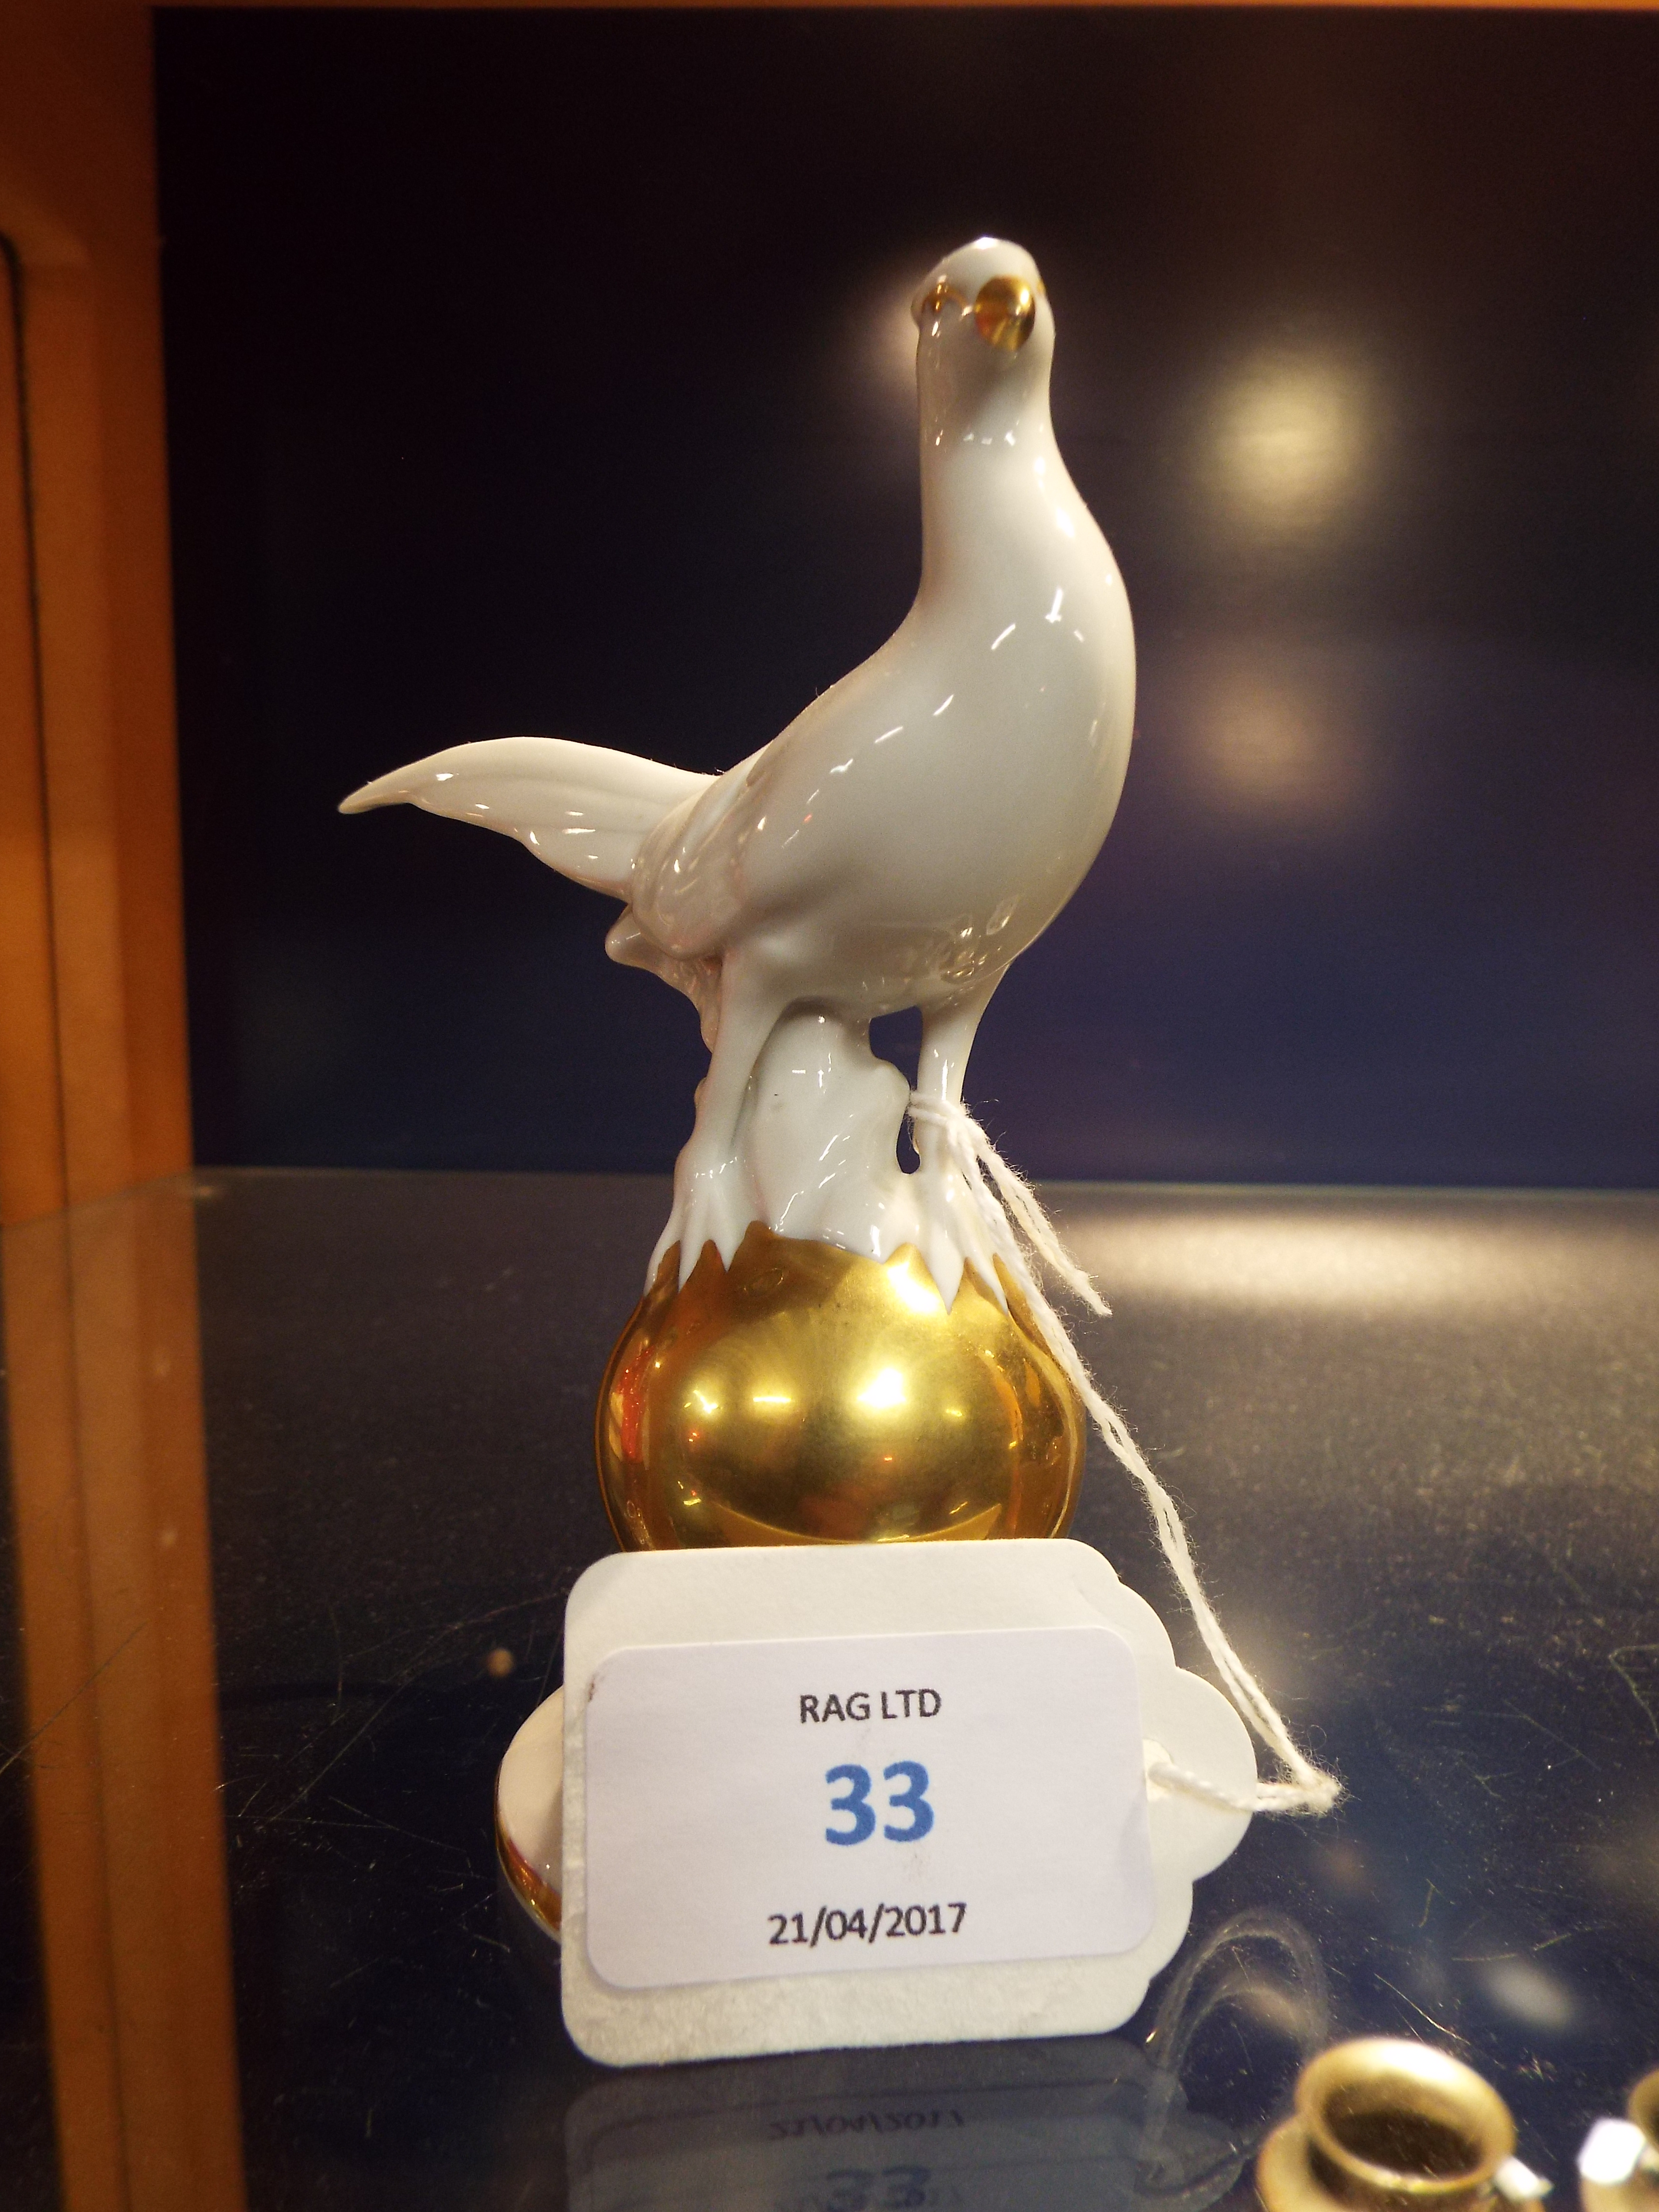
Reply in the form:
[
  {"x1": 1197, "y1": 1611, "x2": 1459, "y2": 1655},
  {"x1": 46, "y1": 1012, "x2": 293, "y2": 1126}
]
[
  {"x1": 973, "y1": 276, "x2": 1036, "y2": 353},
  {"x1": 920, "y1": 277, "x2": 965, "y2": 321}
]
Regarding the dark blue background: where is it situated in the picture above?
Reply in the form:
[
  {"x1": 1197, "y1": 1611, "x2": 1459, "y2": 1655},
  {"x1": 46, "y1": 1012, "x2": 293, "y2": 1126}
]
[{"x1": 156, "y1": 8, "x2": 1659, "y2": 1185}]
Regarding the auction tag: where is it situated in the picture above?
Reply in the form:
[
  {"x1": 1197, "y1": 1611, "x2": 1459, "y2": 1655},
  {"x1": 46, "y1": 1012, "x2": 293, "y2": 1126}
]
[
  {"x1": 584, "y1": 1625, "x2": 1154, "y2": 1991},
  {"x1": 557, "y1": 1540, "x2": 1255, "y2": 2067}
]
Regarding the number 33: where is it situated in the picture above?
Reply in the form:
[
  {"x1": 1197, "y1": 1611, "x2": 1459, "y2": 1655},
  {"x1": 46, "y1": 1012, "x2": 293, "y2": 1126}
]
[{"x1": 825, "y1": 1761, "x2": 934, "y2": 1845}]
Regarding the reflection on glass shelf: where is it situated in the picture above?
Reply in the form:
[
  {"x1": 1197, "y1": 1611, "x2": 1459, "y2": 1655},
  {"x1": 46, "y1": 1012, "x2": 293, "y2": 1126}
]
[
  {"x1": 562, "y1": 1912, "x2": 1328, "y2": 2212},
  {"x1": 1058, "y1": 1188, "x2": 1659, "y2": 1318}
]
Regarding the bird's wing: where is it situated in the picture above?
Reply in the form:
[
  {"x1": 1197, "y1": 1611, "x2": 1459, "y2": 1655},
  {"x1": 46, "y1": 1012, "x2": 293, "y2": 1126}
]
[
  {"x1": 339, "y1": 737, "x2": 714, "y2": 899},
  {"x1": 629, "y1": 743, "x2": 776, "y2": 956}
]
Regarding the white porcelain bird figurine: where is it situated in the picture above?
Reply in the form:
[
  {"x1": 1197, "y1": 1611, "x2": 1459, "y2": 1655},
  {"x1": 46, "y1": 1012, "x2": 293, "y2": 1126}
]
[{"x1": 343, "y1": 237, "x2": 1135, "y2": 1305}]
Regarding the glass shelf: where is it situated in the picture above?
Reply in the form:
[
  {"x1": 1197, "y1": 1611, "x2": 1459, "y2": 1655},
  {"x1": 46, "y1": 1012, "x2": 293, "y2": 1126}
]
[{"x1": 2, "y1": 1170, "x2": 1656, "y2": 2208}]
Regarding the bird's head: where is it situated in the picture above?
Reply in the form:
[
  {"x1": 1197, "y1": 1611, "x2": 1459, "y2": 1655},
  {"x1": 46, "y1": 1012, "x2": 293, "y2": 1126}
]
[{"x1": 910, "y1": 237, "x2": 1054, "y2": 442}]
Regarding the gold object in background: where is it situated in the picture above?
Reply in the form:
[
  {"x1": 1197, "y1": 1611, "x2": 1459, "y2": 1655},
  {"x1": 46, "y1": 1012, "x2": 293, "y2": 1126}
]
[
  {"x1": 1635, "y1": 2075, "x2": 1659, "y2": 2155},
  {"x1": 1258, "y1": 2037, "x2": 1531, "y2": 2212},
  {"x1": 596, "y1": 1225, "x2": 1084, "y2": 1549},
  {"x1": 1580, "y1": 2070, "x2": 1659, "y2": 2212}
]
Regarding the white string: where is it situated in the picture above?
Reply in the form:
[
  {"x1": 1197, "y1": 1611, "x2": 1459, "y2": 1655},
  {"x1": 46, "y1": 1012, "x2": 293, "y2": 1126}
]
[{"x1": 908, "y1": 1094, "x2": 1342, "y2": 1819}]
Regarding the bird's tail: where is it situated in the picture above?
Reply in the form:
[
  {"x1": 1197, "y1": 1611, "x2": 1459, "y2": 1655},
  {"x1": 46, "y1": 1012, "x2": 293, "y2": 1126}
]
[{"x1": 339, "y1": 736, "x2": 712, "y2": 900}]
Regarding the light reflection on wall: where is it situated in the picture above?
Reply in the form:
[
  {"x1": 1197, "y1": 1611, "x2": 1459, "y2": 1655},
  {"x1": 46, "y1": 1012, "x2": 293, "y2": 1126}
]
[
  {"x1": 801, "y1": 259, "x2": 925, "y2": 456},
  {"x1": 869, "y1": 266, "x2": 924, "y2": 403},
  {"x1": 1175, "y1": 642, "x2": 1378, "y2": 830},
  {"x1": 794, "y1": 261, "x2": 926, "y2": 511},
  {"x1": 1208, "y1": 352, "x2": 1375, "y2": 535}
]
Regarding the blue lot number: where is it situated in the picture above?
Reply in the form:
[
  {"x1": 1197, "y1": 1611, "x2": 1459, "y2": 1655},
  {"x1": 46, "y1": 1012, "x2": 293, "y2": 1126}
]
[{"x1": 825, "y1": 1761, "x2": 934, "y2": 1845}]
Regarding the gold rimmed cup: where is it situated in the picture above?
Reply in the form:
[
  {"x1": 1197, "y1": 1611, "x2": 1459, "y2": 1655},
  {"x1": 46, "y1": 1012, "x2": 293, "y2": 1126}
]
[
  {"x1": 1581, "y1": 2069, "x2": 1659, "y2": 2212},
  {"x1": 1629, "y1": 2073, "x2": 1659, "y2": 2163},
  {"x1": 1259, "y1": 2039, "x2": 1521, "y2": 2212}
]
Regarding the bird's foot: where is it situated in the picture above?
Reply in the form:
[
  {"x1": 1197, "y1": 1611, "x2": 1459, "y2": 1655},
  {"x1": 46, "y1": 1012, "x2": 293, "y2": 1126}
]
[
  {"x1": 906, "y1": 1116, "x2": 1021, "y2": 1312},
  {"x1": 649, "y1": 1150, "x2": 763, "y2": 1288}
]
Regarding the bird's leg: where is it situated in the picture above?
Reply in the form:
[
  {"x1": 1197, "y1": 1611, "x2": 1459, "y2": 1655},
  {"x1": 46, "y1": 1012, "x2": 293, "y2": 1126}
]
[
  {"x1": 661, "y1": 956, "x2": 782, "y2": 1284},
  {"x1": 914, "y1": 972, "x2": 1003, "y2": 1158},
  {"x1": 910, "y1": 973, "x2": 1008, "y2": 1303}
]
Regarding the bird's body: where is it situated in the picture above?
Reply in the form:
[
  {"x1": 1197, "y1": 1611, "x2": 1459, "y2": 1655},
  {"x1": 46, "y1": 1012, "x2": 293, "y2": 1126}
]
[{"x1": 344, "y1": 238, "x2": 1135, "y2": 1299}]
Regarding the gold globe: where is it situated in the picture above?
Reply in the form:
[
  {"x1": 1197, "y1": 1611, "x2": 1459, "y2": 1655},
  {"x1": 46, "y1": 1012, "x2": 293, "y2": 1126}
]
[{"x1": 596, "y1": 1224, "x2": 1084, "y2": 1548}]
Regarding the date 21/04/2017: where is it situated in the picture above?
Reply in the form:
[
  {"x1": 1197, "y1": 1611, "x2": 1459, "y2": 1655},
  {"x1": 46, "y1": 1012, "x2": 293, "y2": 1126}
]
[{"x1": 769, "y1": 1902, "x2": 968, "y2": 1949}]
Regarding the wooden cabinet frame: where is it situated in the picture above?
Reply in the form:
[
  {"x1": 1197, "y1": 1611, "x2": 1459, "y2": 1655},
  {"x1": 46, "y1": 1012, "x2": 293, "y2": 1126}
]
[{"x1": 1, "y1": 4, "x2": 190, "y2": 1226}]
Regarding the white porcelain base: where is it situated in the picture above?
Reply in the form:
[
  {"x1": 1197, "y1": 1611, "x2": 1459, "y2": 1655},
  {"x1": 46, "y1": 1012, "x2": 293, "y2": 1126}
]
[
  {"x1": 496, "y1": 1684, "x2": 565, "y2": 1938},
  {"x1": 527, "y1": 1541, "x2": 1251, "y2": 2068}
]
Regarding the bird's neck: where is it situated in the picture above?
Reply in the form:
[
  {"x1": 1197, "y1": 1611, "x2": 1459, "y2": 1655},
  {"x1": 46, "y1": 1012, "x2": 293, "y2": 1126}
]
[{"x1": 917, "y1": 412, "x2": 1075, "y2": 601}]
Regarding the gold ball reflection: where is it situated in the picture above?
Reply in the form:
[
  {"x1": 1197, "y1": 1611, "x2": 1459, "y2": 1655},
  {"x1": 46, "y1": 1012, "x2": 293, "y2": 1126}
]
[{"x1": 596, "y1": 1226, "x2": 1084, "y2": 1549}]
